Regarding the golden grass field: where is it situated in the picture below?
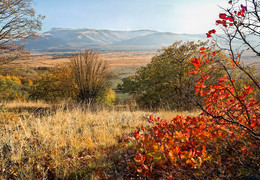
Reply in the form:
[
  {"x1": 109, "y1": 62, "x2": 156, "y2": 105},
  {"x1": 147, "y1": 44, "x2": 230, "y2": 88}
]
[
  {"x1": 7, "y1": 51, "x2": 156, "y2": 69},
  {"x1": 0, "y1": 101, "x2": 200, "y2": 179}
]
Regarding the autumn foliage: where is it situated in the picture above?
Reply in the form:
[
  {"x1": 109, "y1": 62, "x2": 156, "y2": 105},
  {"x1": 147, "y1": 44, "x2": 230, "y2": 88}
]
[
  {"x1": 117, "y1": 1, "x2": 260, "y2": 178},
  {"x1": 0, "y1": 0, "x2": 259, "y2": 179},
  {"x1": 117, "y1": 48, "x2": 259, "y2": 178},
  {"x1": 119, "y1": 114, "x2": 258, "y2": 179},
  {"x1": 190, "y1": 48, "x2": 259, "y2": 137}
]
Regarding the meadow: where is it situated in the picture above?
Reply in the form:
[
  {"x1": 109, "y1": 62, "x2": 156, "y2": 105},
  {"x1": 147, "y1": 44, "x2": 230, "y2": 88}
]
[
  {"x1": 1, "y1": 100, "x2": 200, "y2": 179},
  {"x1": 0, "y1": 51, "x2": 169, "y2": 179},
  {"x1": 0, "y1": 50, "x2": 259, "y2": 179}
]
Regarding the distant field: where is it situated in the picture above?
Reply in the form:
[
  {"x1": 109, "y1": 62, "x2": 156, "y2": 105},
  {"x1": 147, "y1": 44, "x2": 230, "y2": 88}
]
[
  {"x1": 3, "y1": 51, "x2": 156, "y2": 77},
  {"x1": 4, "y1": 50, "x2": 259, "y2": 72},
  {"x1": 5, "y1": 51, "x2": 156, "y2": 69}
]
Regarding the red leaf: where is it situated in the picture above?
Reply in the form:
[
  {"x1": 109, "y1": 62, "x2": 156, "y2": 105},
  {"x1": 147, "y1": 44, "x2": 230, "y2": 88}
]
[
  {"x1": 244, "y1": 85, "x2": 253, "y2": 94},
  {"x1": 218, "y1": 76, "x2": 228, "y2": 83},
  {"x1": 190, "y1": 58, "x2": 202, "y2": 67},
  {"x1": 227, "y1": 16, "x2": 234, "y2": 22},
  {"x1": 219, "y1": 13, "x2": 227, "y2": 19},
  {"x1": 241, "y1": 4, "x2": 247, "y2": 11},
  {"x1": 200, "y1": 47, "x2": 205, "y2": 51},
  {"x1": 202, "y1": 75, "x2": 210, "y2": 80},
  {"x1": 216, "y1": 20, "x2": 222, "y2": 25},
  {"x1": 250, "y1": 122, "x2": 256, "y2": 128},
  {"x1": 134, "y1": 154, "x2": 145, "y2": 163}
]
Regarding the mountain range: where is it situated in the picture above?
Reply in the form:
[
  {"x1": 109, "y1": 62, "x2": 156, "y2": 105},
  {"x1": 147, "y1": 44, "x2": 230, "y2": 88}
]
[{"x1": 24, "y1": 28, "x2": 208, "y2": 52}]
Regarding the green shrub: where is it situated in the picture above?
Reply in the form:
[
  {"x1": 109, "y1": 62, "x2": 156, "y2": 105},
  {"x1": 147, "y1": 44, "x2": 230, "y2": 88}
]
[
  {"x1": 0, "y1": 75, "x2": 25, "y2": 101},
  {"x1": 97, "y1": 88, "x2": 116, "y2": 107}
]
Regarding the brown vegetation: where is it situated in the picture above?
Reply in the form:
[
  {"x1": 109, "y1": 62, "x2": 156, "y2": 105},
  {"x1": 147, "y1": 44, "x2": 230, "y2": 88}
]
[{"x1": 0, "y1": 101, "x2": 199, "y2": 179}]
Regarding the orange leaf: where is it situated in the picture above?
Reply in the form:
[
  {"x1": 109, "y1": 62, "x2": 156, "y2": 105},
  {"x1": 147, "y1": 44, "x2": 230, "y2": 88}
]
[
  {"x1": 202, "y1": 75, "x2": 210, "y2": 80},
  {"x1": 200, "y1": 47, "x2": 205, "y2": 51}
]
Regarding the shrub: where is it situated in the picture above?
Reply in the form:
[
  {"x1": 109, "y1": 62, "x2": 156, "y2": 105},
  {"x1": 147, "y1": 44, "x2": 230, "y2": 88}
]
[
  {"x1": 30, "y1": 50, "x2": 112, "y2": 105},
  {"x1": 0, "y1": 75, "x2": 25, "y2": 101},
  {"x1": 30, "y1": 63, "x2": 77, "y2": 102},
  {"x1": 70, "y1": 50, "x2": 111, "y2": 103},
  {"x1": 97, "y1": 88, "x2": 116, "y2": 107},
  {"x1": 118, "y1": 114, "x2": 259, "y2": 179}
]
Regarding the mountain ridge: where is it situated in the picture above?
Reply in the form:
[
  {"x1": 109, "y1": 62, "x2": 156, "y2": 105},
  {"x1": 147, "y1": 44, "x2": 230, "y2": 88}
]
[{"x1": 24, "y1": 28, "x2": 207, "y2": 52}]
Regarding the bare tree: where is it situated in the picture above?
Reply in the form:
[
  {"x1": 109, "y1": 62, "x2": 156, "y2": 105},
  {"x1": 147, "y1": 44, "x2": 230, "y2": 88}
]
[
  {"x1": 0, "y1": 0, "x2": 44, "y2": 65},
  {"x1": 70, "y1": 50, "x2": 110, "y2": 103}
]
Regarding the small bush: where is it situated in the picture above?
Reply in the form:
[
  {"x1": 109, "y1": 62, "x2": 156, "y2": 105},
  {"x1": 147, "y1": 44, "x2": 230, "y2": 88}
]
[
  {"x1": 30, "y1": 63, "x2": 77, "y2": 102},
  {"x1": 30, "y1": 50, "x2": 112, "y2": 105},
  {"x1": 0, "y1": 75, "x2": 25, "y2": 101},
  {"x1": 97, "y1": 88, "x2": 116, "y2": 107}
]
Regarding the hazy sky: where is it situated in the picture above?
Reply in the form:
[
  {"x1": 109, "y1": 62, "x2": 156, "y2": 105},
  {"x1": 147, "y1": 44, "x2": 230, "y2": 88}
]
[{"x1": 33, "y1": 0, "x2": 228, "y2": 34}]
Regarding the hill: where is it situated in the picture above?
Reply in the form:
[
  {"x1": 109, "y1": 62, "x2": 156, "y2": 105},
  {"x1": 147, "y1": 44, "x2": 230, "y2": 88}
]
[{"x1": 24, "y1": 28, "x2": 207, "y2": 52}]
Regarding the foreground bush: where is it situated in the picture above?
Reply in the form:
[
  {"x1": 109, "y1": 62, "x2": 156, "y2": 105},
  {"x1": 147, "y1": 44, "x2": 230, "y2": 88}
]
[
  {"x1": 117, "y1": 44, "x2": 259, "y2": 178},
  {"x1": 118, "y1": 115, "x2": 259, "y2": 179}
]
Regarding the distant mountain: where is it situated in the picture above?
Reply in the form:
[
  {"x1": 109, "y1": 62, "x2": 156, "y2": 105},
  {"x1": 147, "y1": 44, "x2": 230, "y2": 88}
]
[
  {"x1": 113, "y1": 33, "x2": 206, "y2": 46},
  {"x1": 24, "y1": 28, "x2": 207, "y2": 52}
]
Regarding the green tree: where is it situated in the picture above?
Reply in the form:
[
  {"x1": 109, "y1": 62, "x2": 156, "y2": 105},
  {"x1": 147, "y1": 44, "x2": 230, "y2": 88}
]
[{"x1": 118, "y1": 41, "x2": 233, "y2": 110}]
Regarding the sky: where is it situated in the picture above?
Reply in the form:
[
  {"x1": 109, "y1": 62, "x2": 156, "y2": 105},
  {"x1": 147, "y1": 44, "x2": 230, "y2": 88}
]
[{"x1": 33, "y1": 0, "x2": 228, "y2": 34}]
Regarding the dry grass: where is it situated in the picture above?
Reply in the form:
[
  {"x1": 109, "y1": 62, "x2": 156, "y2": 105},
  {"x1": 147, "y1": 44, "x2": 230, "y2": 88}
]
[
  {"x1": 0, "y1": 101, "x2": 200, "y2": 179},
  {"x1": 4, "y1": 51, "x2": 156, "y2": 70},
  {"x1": 3, "y1": 100, "x2": 51, "y2": 109}
]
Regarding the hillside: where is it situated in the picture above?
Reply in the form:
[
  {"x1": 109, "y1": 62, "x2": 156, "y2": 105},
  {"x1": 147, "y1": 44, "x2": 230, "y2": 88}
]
[{"x1": 24, "y1": 28, "x2": 207, "y2": 52}]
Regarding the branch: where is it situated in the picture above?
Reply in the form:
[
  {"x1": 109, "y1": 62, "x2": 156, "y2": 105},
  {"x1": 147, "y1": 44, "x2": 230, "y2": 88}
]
[{"x1": 195, "y1": 101, "x2": 260, "y2": 139}]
